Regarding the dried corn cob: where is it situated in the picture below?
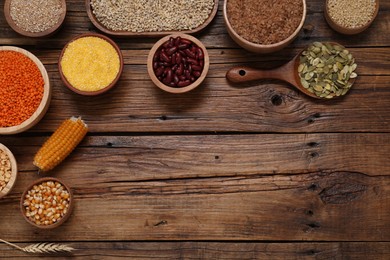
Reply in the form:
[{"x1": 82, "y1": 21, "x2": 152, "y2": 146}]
[{"x1": 34, "y1": 117, "x2": 88, "y2": 172}]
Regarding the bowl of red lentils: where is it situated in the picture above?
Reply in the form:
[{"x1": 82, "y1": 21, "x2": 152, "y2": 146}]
[
  {"x1": 4, "y1": 0, "x2": 66, "y2": 37},
  {"x1": 0, "y1": 144, "x2": 18, "y2": 199},
  {"x1": 223, "y1": 0, "x2": 306, "y2": 53},
  {"x1": 324, "y1": 0, "x2": 379, "y2": 35},
  {"x1": 147, "y1": 33, "x2": 209, "y2": 94},
  {"x1": 21, "y1": 177, "x2": 73, "y2": 229},
  {"x1": 0, "y1": 46, "x2": 51, "y2": 135},
  {"x1": 59, "y1": 33, "x2": 124, "y2": 96}
]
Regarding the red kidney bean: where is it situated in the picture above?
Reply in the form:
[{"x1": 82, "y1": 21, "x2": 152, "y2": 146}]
[
  {"x1": 176, "y1": 63, "x2": 184, "y2": 76},
  {"x1": 177, "y1": 80, "x2": 191, "y2": 87},
  {"x1": 160, "y1": 51, "x2": 170, "y2": 63},
  {"x1": 155, "y1": 66, "x2": 165, "y2": 76},
  {"x1": 154, "y1": 50, "x2": 160, "y2": 61},
  {"x1": 190, "y1": 77, "x2": 195, "y2": 82},
  {"x1": 171, "y1": 53, "x2": 176, "y2": 64},
  {"x1": 180, "y1": 38, "x2": 192, "y2": 45},
  {"x1": 176, "y1": 52, "x2": 182, "y2": 64},
  {"x1": 187, "y1": 57, "x2": 198, "y2": 65},
  {"x1": 172, "y1": 64, "x2": 178, "y2": 71},
  {"x1": 184, "y1": 49, "x2": 196, "y2": 59},
  {"x1": 191, "y1": 65, "x2": 202, "y2": 71},
  {"x1": 169, "y1": 37, "x2": 174, "y2": 47},
  {"x1": 197, "y1": 48, "x2": 204, "y2": 60},
  {"x1": 169, "y1": 82, "x2": 177, "y2": 88},
  {"x1": 153, "y1": 61, "x2": 159, "y2": 70},
  {"x1": 199, "y1": 60, "x2": 204, "y2": 68},
  {"x1": 173, "y1": 75, "x2": 179, "y2": 85},
  {"x1": 174, "y1": 36, "x2": 181, "y2": 47},
  {"x1": 163, "y1": 40, "x2": 170, "y2": 49},
  {"x1": 193, "y1": 71, "x2": 201, "y2": 78},
  {"x1": 185, "y1": 69, "x2": 191, "y2": 79},
  {"x1": 178, "y1": 44, "x2": 189, "y2": 50},
  {"x1": 167, "y1": 46, "x2": 178, "y2": 56},
  {"x1": 165, "y1": 69, "x2": 173, "y2": 83}
]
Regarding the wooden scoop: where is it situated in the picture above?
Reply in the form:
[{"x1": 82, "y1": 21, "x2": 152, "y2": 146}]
[{"x1": 226, "y1": 49, "x2": 356, "y2": 99}]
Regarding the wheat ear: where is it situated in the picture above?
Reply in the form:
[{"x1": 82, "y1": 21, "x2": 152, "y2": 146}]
[{"x1": 0, "y1": 239, "x2": 75, "y2": 254}]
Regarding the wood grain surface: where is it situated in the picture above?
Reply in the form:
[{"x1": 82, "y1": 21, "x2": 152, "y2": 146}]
[{"x1": 0, "y1": 0, "x2": 389, "y2": 259}]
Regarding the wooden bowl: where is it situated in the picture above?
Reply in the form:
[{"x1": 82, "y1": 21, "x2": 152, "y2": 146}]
[
  {"x1": 147, "y1": 33, "x2": 209, "y2": 94},
  {"x1": 58, "y1": 33, "x2": 124, "y2": 96},
  {"x1": 20, "y1": 177, "x2": 74, "y2": 229},
  {"x1": 4, "y1": 0, "x2": 66, "y2": 37},
  {"x1": 0, "y1": 144, "x2": 18, "y2": 199},
  {"x1": 0, "y1": 46, "x2": 51, "y2": 135},
  {"x1": 324, "y1": 0, "x2": 379, "y2": 35},
  {"x1": 85, "y1": 0, "x2": 218, "y2": 37},
  {"x1": 223, "y1": 0, "x2": 306, "y2": 54}
]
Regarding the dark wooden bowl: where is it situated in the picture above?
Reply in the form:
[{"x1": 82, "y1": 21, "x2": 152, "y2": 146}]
[
  {"x1": 324, "y1": 0, "x2": 379, "y2": 35},
  {"x1": 20, "y1": 177, "x2": 74, "y2": 229},
  {"x1": 3, "y1": 0, "x2": 66, "y2": 37},
  {"x1": 0, "y1": 46, "x2": 51, "y2": 135},
  {"x1": 0, "y1": 144, "x2": 18, "y2": 199},
  {"x1": 223, "y1": 0, "x2": 306, "y2": 54},
  {"x1": 85, "y1": 0, "x2": 218, "y2": 37},
  {"x1": 147, "y1": 33, "x2": 209, "y2": 94},
  {"x1": 58, "y1": 33, "x2": 124, "y2": 96}
]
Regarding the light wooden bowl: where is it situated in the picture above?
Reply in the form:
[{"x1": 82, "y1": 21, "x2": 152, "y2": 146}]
[
  {"x1": 147, "y1": 33, "x2": 209, "y2": 94},
  {"x1": 20, "y1": 177, "x2": 74, "y2": 229},
  {"x1": 0, "y1": 46, "x2": 51, "y2": 135},
  {"x1": 58, "y1": 33, "x2": 124, "y2": 96},
  {"x1": 324, "y1": 0, "x2": 379, "y2": 35},
  {"x1": 0, "y1": 144, "x2": 17, "y2": 199},
  {"x1": 4, "y1": 0, "x2": 66, "y2": 37},
  {"x1": 223, "y1": 0, "x2": 306, "y2": 54},
  {"x1": 85, "y1": 0, "x2": 218, "y2": 37}
]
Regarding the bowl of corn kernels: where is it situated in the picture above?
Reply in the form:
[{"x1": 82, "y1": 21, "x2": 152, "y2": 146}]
[
  {"x1": 59, "y1": 33, "x2": 124, "y2": 96},
  {"x1": 0, "y1": 144, "x2": 17, "y2": 199},
  {"x1": 20, "y1": 177, "x2": 73, "y2": 229}
]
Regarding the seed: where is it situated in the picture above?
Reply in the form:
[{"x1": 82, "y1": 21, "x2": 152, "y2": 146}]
[
  {"x1": 90, "y1": 0, "x2": 214, "y2": 32},
  {"x1": 0, "y1": 149, "x2": 12, "y2": 191},
  {"x1": 298, "y1": 42, "x2": 357, "y2": 98}
]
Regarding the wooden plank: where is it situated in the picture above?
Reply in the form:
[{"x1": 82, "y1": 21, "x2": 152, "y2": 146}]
[
  {"x1": 1, "y1": 242, "x2": 389, "y2": 259},
  {"x1": 0, "y1": 135, "x2": 389, "y2": 241}
]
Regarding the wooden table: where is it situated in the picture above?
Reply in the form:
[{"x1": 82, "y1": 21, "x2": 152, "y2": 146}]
[{"x1": 1, "y1": 1, "x2": 389, "y2": 258}]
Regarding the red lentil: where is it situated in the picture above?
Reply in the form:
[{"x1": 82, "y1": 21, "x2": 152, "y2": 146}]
[
  {"x1": 0, "y1": 51, "x2": 44, "y2": 127},
  {"x1": 227, "y1": 0, "x2": 304, "y2": 45}
]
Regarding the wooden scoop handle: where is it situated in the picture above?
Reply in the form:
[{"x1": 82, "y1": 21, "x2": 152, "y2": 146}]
[{"x1": 226, "y1": 59, "x2": 298, "y2": 86}]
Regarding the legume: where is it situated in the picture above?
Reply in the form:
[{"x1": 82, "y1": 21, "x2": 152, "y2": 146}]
[
  {"x1": 327, "y1": 0, "x2": 376, "y2": 29},
  {"x1": 0, "y1": 149, "x2": 12, "y2": 192},
  {"x1": 227, "y1": 0, "x2": 303, "y2": 45},
  {"x1": 9, "y1": 0, "x2": 64, "y2": 33},
  {"x1": 0, "y1": 51, "x2": 44, "y2": 127},
  {"x1": 23, "y1": 180, "x2": 71, "y2": 226},
  {"x1": 90, "y1": 0, "x2": 214, "y2": 32},
  {"x1": 153, "y1": 36, "x2": 205, "y2": 88},
  {"x1": 60, "y1": 36, "x2": 120, "y2": 92}
]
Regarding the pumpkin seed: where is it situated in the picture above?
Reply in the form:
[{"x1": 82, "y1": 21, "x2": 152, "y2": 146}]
[{"x1": 298, "y1": 42, "x2": 357, "y2": 98}]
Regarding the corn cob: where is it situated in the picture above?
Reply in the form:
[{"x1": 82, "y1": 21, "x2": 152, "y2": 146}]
[{"x1": 34, "y1": 117, "x2": 88, "y2": 172}]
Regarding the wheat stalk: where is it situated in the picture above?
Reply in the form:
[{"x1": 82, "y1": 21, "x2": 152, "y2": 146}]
[{"x1": 0, "y1": 239, "x2": 75, "y2": 254}]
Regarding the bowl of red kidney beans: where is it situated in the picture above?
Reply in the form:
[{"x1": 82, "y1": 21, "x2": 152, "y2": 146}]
[{"x1": 147, "y1": 33, "x2": 209, "y2": 94}]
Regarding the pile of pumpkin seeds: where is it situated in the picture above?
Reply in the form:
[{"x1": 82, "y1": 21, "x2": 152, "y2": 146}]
[{"x1": 298, "y1": 42, "x2": 357, "y2": 99}]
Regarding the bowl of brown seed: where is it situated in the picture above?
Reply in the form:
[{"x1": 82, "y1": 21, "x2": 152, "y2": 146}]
[
  {"x1": 4, "y1": 0, "x2": 66, "y2": 37},
  {"x1": 0, "y1": 144, "x2": 17, "y2": 199},
  {"x1": 20, "y1": 177, "x2": 73, "y2": 229},
  {"x1": 324, "y1": 0, "x2": 379, "y2": 35},
  {"x1": 223, "y1": 0, "x2": 306, "y2": 53},
  {"x1": 147, "y1": 33, "x2": 209, "y2": 94}
]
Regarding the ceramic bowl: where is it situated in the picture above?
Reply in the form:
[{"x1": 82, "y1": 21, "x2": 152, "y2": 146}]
[
  {"x1": 4, "y1": 0, "x2": 66, "y2": 37},
  {"x1": 0, "y1": 46, "x2": 51, "y2": 135},
  {"x1": 58, "y1": 33, "x2": 124, "y2": 96},
  {"x1": 0, "y1": 144, "x2": 18, "y2": 199},
  {"x1": 147, "y1": 33, "x2": 209, "y2": 94},
  {"x1": 20, "y1": 177, "x2": 74, "y2": 229},
  {"x1": 223, "y1": 0, "x2": 306, "y2": 53},
  {"x1": 324, "y1": 0, "x2": 379, "y2": 35}
]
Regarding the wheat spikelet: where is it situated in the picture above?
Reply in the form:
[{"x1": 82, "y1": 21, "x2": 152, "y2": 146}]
[{"x1": 0, "y1": 239, "x2": 75, "y2": 254}]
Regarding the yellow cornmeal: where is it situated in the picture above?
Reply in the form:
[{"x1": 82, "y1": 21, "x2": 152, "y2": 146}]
[{"x1": 61, "y1": 36, "x2": 120, "y2": 92}]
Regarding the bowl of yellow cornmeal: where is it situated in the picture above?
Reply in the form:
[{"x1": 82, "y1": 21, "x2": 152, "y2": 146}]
[{"x1": 59, "y1": 33, "x2": 123, "y2": 96}]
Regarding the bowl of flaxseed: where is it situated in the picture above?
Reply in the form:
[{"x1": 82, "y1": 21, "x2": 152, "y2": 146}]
[
  {"x1": 4, "y1": 0, "x2": 66, "y2": 37},
  {"x1": 223, "y1": 0, "x2": 306, "y2": 53},
  {"x1": 324, "y1": 0, "x2": 379, "y2": 35},
  {"x1": 0, "y1": 144, "x2": 17, "y2": 199}
]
